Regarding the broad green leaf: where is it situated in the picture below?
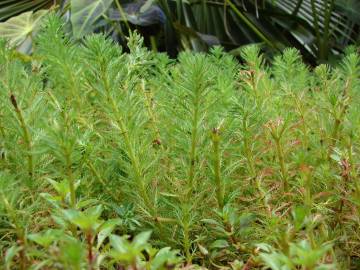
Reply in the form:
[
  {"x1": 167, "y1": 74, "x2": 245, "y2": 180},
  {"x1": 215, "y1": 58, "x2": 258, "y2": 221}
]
[
  {"x1": 209, "y1": 239, "x2": 229, "y2": 249},
  {"x1": 110, "y1": 234, "x2": 128, "y2": 253},
  {"x1": 197, "y1": 243, "x2": 209, "y2": 256},
  {"x1": 71, "y1": 0, "x2": 113, "y2": 38},
  {"x1": 47, "y1": 178, "x2": 70, "y2": 198},
  {"x1": 84, "y1": 204, "x2": 103, "y2": 219},
  {"x1": 96, "y1": 218, "x2": 122, "y2": 249},
  {"x1": 60, "y1": 238, "x2": 85, "y2": 267},
  {"x1": 151, "y1": 247, "x2": 181, "y2": 270},
  {"x1": 201, "y1": 218, "x2": 222, "y2": 226},
  {"x1": 28, "y1": 229, "x2": 63, "y2": 248},
  {"x1": 4, "y1": 245, "x2": 22, "y2": 269},
  {"x1": 76, "y1": 198, "x2": 98, "y2": 209},
  {"x1": 290, "y1": 240, "x2": 332, "y2": 268},
  {"x1": 0, "y1": 10, "x2": 47, "y2": 52},
  {"x1": 62, "y1": 205, "x2": 103, "y2": 231},
  {"x1": 259, "y1": 251, "x2": 292, "y2": 270},
  {"x1": 133, "y1": 230, "x2": 151, "y2": 248},
  {"x1": 255, "y1": 243, "x2": 273, "y2": 253},
  {"x1": 291, "y1": 205, "x2": 308, "y2": 231}
]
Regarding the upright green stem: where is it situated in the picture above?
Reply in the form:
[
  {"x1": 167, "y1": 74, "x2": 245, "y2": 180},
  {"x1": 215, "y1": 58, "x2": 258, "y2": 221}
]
[
  {"x1": 150, "y1": 36, "x2": 158, "y2": 52},
  {"x1": 180, "y1": 103, "x2": 200, "y2": 264},
  {"x1": 0, "y1": 116, "x2": 5, "y2": 167},
  {"x1": 294, "y1": 94, "x2": 309, "y2": 151},
  {"x1": 114, "y1": 0, "x2": 131, "y2": 31},
  {"x1": 112, "y1": 98, "x2": 152, "y2": 211},
  {"x1": 182, "y1": 69, "x2": 204, "y2": 264},
  {"x1": 347, "y1": 139, "x2": 358, "y2": 198},
  {"x1": 211, "y1": 128, "x2": 224, "y2": 209},
  {"x1": 242, "y1": 117, "x2": 256, "y2": 179},
  {"x1": 182, "y1": 205, "x2": 192, "y2": 264},
  {"x1": 187, "y1": 103, "x2": 199, "y2": 200},
  {"x1": 10, "y1": 94, "x2": 33, "y2": 178},
  {"x1": 0, "y1": 119, "x2": 5, "y2": 138},
  {"x1": 65, "y1": 150, "x2": 76, "y2": 208},
  {"x1": 2, "y1": 194, "x2": 27, "y2": 269},
  {"x1": 141, "y1": 80, "x2": 162, "y2": 145},
  {"x1": 87, "y1": 161, "x2": 119, "y2": 202},
  {"x1": 303, "y1": 171, "x2": 312, "y2": 209},
  {"x1": 102, "y1": 73, "x2": 154, "y2": 216},
  {"x1": 328, "y1": 79, "x2": 350, "y2": 160},
  {"x1": 273, "y1": 135, "x2": 288, "y2": 192},
  {"x1": 86, "y1": 231, "x2": 94, "y2": 270},
  {"x1": 300, "y1": 115, "x2": 308, "y2": 151}
]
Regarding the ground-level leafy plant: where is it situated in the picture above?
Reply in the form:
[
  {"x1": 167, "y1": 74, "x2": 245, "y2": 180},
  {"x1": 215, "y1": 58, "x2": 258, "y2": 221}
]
[{"x1": 0, "y1": 14, "x2": 359, "y2": 270}]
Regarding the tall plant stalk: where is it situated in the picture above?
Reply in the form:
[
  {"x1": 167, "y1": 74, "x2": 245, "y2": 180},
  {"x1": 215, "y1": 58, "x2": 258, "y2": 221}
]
[
  {"x1": 102, "y1": 71, "x2": 154, "y2": 216},
  {"x1": 242, "y1": 116, "x2": 256, "y2": 179},
  {"x1": 10, "y1": 94, "x2": 33, "y2": 178},
  {"x1": 65, "y1": 149, "x2": 76, "y2": 208},
  {"x1": 211, "y1": 127, "x2": 224, "y2": 209},
  {"x1": 328, "y1": 79, "x2": 351, "y2": 160},
  {"x1": 268, "y1": 123, "x2": 288, "y2": 192},
  {"x1": 274, "y1": 136, "x2": 288, "y2": 192},
  {"x1": 182, "y1": 80, "x2": 201, "y2": 264}
]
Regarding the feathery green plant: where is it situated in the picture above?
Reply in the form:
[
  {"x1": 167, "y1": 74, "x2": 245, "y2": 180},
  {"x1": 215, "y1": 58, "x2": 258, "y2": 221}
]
[{"x1": 0, "y1": 15, "x2": 359, "y2": 269}]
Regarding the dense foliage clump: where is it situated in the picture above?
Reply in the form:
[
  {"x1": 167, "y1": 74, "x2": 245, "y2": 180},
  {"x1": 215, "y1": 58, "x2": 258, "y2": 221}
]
[{"x1": 0, "y1": 16, "x2": 360, "y2": 270}]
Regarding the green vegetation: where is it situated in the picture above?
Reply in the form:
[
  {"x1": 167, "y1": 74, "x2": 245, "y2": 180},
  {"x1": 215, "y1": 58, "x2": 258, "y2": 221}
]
[{"x1": 0, "y1": 15, "x2": 360, "y2": 269}]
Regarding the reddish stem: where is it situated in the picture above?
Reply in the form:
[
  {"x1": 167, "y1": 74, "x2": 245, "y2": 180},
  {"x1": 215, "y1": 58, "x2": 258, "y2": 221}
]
[{"x1": 86, "y1": 232, "x2": 94, "y2": 270}]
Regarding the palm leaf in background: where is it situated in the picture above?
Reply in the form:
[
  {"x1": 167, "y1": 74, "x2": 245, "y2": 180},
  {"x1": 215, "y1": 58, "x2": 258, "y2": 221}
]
[
  {"x1": 0, "y1": 0, "x2": 55, "y2": 21},
  {"x1": 274, "y1": 0, "x2": 359, "y2": 61},
  {"x1": 0, "y1": 0, "x2": 358, "y2": 63}
]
